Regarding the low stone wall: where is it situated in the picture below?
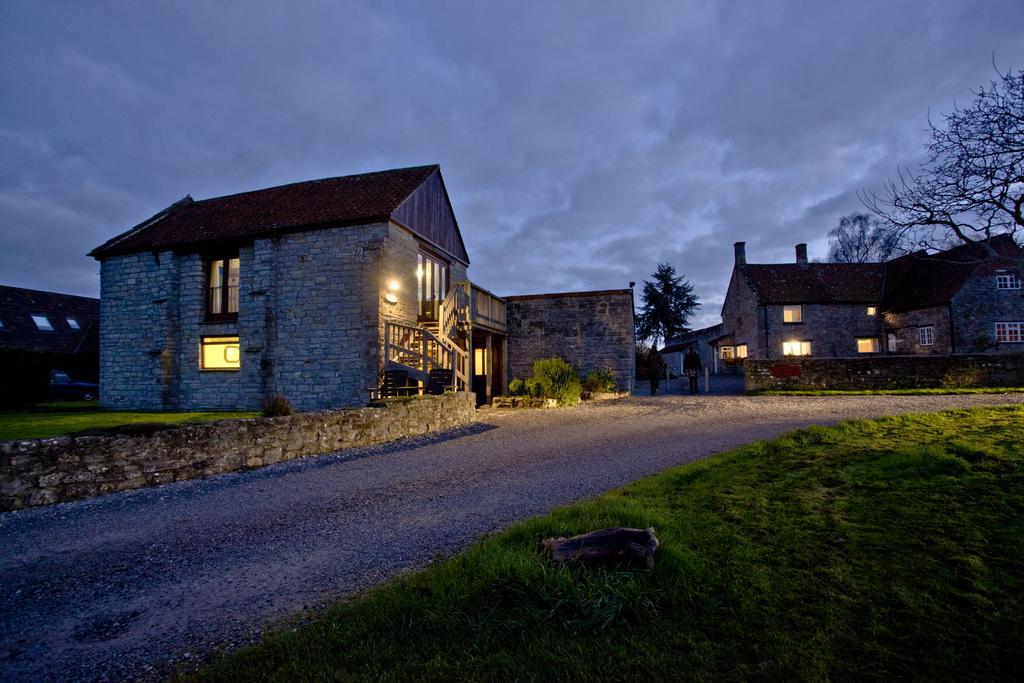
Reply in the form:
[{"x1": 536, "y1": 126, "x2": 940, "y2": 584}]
[
  {"x1": 0, "y1": 392, "x2": 476, "y2": 512},
  {"x1": 745, "y1": 353, "x2": 1024, "y2": 391}
]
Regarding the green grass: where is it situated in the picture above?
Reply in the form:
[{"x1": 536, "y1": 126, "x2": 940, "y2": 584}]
[
  {"x1": 752, "y1": 386, "x2": 1024, "y2": 396},
  {"x1": 195, "y1": 405, "x2": 1024, "y2": 681},
  {"x1": 0, "y1": 404, "x2": 258, "y2": 441}
]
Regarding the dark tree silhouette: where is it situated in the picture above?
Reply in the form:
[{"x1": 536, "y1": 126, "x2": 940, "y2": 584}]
[
  {"x1": 865, "y1": 64, "x2": 1023, "y2": 265},
  {"x1": 636, "y1": 263, "x2": 700, "y2": 347},
  {"x1": 827, "y1": 213, "x2": 906, "y2": 263}
]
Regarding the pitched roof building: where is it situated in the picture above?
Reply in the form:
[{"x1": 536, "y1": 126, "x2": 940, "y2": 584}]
[
  {"x1": 716, "y1": 236, "x2": 1023, "y2": 363},
  {"x1": 0, "y1": 285, "x2": 99, "y2": 356}
]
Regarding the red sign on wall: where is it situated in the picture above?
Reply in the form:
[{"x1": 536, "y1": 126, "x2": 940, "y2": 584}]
[{"x1": 770, "y1": 364, "x2": 802, "y2": 377}]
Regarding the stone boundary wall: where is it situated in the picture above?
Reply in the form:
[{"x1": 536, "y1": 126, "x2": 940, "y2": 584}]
[
  {"x1": 0, "y1": 392, "x2": 476, "y2": 512},
  {"x1": 745, "y1": 353, "x2": 1024, "y2": 392},
  {"x1": 505, "y1": 289, "x2": 636, "y2": 393}
]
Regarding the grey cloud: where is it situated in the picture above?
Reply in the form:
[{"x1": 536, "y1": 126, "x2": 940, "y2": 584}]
[{"x1": 1, "y1": 0, "x2": 1022, "y2": 335}]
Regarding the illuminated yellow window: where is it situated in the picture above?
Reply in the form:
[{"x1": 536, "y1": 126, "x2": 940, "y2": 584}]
[
  {"x1": 783, "y1": 305, "x2": 803, "y2": 323},
  {"x1": 735, "y1": 344, "x2": 748, "y2": 359},
  {"x1": 720, "y1": 345, "x2": 734, "y2": 360},
  {"x1": 857, "y1": 338, "x2": 880, "y2": 353},
  {"x1": 474, "y1": 347, "x2": 489, "y2": 376},
  {"x1": 866, "y1": 306, "x2": 877, "y2": 316},
  {"x1": 782, "y1": 340, "x2": 811, "y2": 356},
  {"x1": 201, "y1": 336, "x2": 241, "y2": 370}
]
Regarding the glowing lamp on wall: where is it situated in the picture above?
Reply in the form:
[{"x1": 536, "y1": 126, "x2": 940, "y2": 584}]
[{"x1": 383, "y1": 278, "x2": 400, "y2": 305}]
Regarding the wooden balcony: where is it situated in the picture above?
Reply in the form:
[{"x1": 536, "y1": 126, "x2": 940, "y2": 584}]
[{"x1": 468, "y1": 283, "x2": 506, "y2": 333}]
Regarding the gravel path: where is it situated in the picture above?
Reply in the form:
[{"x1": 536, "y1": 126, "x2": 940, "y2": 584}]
[{"x1": 2, "y1": 392, "x2": 1022, "y2": 681}]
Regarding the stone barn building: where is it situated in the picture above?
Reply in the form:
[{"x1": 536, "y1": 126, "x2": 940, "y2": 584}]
[{"x1": 90, "y1": 165, "x2": 637, "y2": 411}]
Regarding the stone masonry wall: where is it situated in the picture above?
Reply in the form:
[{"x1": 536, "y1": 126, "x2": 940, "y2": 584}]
[
  {"x1": 505, "y1": 290, "x2": 635, "y2": 392},
  {"x1": 882, "y1": 305, "x2": 952, "y2": 355},
  {"x1": 744, "y1": 353, "x2": 1024, "y2": 391},
  {"x1": 99, "y1": 223, "x2": 392, "y2": 412},
  {"x1": 0, "y1": 392, "x2": 476, "y2": 512},
  {"x1": 951, "y1": 273, "x2": 1024, "y2": 353},
  {"x1": 720, "y1": 267, "x2": 766, "y2": 358},
  {"x1": 764, "y1": 302, "x2": 884, "y2": 359}
]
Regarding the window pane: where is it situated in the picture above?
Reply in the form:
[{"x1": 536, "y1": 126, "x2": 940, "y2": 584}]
[
  {"x1": 783, "y1": 305, "x2": 802, "y2": 323},
  {"x1": 736, "y1": 344, "x2": 748, "y2": 359},
  {"x1": 201, "y1": 336, "x2": 241, "y2": 370},
  {"x1": 227, "y1": 258, "x2": 240, "y2": 313},
  {"x1": 209, "y1": 259, "x2": 224, "y2": 315},
  {"x1": 857, "y1": 338, "x2": 879, "y2": 353},
  {"x1": 31, "y1": 314, "x2": 53, "y2": 331},
  {"x1": 66, "y1": 317, "x2": 80, "y2": 329}
]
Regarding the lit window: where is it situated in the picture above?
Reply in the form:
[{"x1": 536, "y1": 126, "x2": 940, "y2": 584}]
[
  {"x1": 735, "y1": 344, "x2": 748, "y2": 359},
  {"x1": 208, "y1": 255, "x2": 240, "y2": 320},
  {"x1": 417, "y1": 252, "x2": 449, "y2": 321},
  {"x1": 474, "y1": 347, "x2": 489, "y2": 376},
  {"x1": 995, "y1": 322, "x2": 1023, "y2": 343},
  {"x1": 919, "y1": 326, "x2": 934, "y2": 346},
  {"x1": 201, "y1": 336, "x2": 241, "y2": 370},
  {"x1": 866, "y1": 306, "x2": 877, "y2": 316},
  {"x1": 782, "y1": 340, "x2": 811, "y2": 356},
  {"x1": 783, "y1": 305, "x2": 803, "y2": 323},
  {"x1": 719, "y1": 345, "x2": 734, "y2": 360},
  {"x1": 31, "y1": 314, "x2": 53, "y2": 331},
  {"x1": 857, "y1": 338, "x2": 880, "y2": 353},
  {"x1": 66, "y1": 317, "x2": 80, "y2": 330},
  {"x1": 996, "y1": 274, "x2": 1021, "y2": 290}
]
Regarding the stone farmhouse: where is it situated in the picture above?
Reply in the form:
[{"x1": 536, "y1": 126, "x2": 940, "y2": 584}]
[
  {"x1": 714, "y1": 236, "x2": 1023, "y2": 365},
  {"x1": 90, "y1": 165, "x2": 635, "y2": 411}
]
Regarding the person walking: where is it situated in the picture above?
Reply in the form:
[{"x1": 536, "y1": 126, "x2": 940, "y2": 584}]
[
  {"x1": 648, "y1": 347, "x2": 666, "y2": 396},
  {"x1": 683, "y1": 346, "x2": 702, "y2": 395}
]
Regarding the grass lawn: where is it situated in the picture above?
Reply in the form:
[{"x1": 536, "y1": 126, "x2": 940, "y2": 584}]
[
  {"x1": 195, "y1": 405, "x2": 1024, "y2": 681},
  {"x1": 752, "y1": 387, "x2": 1024, "y2": 396},
  {"x1": 0, "y1": 403, "x2": 258, "y2": 441}
]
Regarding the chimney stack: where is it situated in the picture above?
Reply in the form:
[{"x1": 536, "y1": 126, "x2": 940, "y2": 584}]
[
  {"x1": 734, "y1": 241, "x2": 746, "y2": 266},
  {"x1": 795, "y1": 243, "x2": 808, "y2": 266}
]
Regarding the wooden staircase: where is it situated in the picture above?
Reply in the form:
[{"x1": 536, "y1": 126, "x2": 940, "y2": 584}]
[{"x1": 384, "y1": 281, "x2": 471, "y2": 391}]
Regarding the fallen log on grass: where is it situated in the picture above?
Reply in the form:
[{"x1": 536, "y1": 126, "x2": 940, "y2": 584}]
[{"x1": 542, "y1": 527, "x2": 659, "y2": 568}]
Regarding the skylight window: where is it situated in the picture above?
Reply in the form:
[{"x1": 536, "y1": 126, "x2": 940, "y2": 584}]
[
  {"x1": 66, "y1": 317, "x2": 80, "y2": 330},
  {"x1": 31, "y1": 314, "x2": 53, "y2": 331}
]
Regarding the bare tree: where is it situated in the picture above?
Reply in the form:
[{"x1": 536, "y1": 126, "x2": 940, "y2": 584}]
[
  {"x1": 827, "y1": 213, "x2": 906, "y2": 262},
  {"x1": 865, "y1": 64, "x2": 1023, "y2": 265}
]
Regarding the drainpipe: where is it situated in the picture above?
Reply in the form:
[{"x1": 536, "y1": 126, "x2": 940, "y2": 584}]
[{"x1": 948, "y1": 303, "x2": 956, "y2": 353}]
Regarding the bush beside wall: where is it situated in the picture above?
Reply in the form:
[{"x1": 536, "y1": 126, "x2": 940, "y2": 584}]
[
  {"x1": 745, "y1": 353, "x2": 1024, "y2": 392},
  {"x1": 0, "y1": 392, "x2": 476, "y2": 512}
]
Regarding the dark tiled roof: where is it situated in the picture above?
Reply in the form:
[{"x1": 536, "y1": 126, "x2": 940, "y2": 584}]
[
  {"x1": 883, "y1": 235, "x2": 1022, "y2": 312},
  {"x1": 0, "y1": 286, "x2": 99, "y2": 355},
  {"x1": 662, "y1": 323, "x2": 723, "y2": 354},
  {"x1": 738, "y1": 234, "x2": 1021, "y2": 311},
  {"x1": 90, "y1": 165, "x2": 441, "y2": 258},
  {"x1": 742, "y1": 263, "x2": 884, "y2": 304}
]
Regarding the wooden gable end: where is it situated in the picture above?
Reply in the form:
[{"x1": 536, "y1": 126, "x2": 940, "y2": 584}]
[{"x1": 391, "y1": 169, "x2": 470, "y2": 265}]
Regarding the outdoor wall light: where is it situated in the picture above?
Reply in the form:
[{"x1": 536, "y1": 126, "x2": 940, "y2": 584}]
[
  {"x1": 387, "y1": 279, "x2": 401, "y2": 292},
  {"x1": 384, "y1": 292, "x2": 399, "y2": 304}
]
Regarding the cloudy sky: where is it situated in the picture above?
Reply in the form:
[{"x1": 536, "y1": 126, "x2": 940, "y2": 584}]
[{"x1": 2, "y1": 1, "x2": 1022, "y2": 327}]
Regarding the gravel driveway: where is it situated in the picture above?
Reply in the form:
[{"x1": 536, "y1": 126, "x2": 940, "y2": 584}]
[{"x1": 2, "y1": 392, "x2": 1022, "y2": 681}]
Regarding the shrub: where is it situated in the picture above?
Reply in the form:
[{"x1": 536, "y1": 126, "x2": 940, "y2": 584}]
[
  {"x1": 261, "y1": 394, "x2": 294, "y2": 417},
  {"x1": 530, "y1": 357, "x2": 582, "y2": 406},
  {"x1": 584, "y1": 368, "x2": 616, "y2": 394},
  {"x1": 525, "y1": 377, "x2": 544, "y2": 398},
  {"x1": 508, "y1": 378, "x2": 526, "y2": 396}
]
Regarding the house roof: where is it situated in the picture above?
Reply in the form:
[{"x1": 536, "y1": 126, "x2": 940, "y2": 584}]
[
  {"x1": 661, "y1": 323, "x2": 723, "y2": 354},
  {"x1": 90, "y1": 164, "x2": 470, "y2": 263},
  {"x1": 0, "y1": 285, "x2": 99, "y2": 355},
  {"x1": 741, "y1": 263, "x2": 884, "y2": 304},
  {"x1": 883, "y1": 234, "x2": 1022, "y2": 312},
  {"x1": 736, "y1": 234, "x2": 1021, "y2": 311}
]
